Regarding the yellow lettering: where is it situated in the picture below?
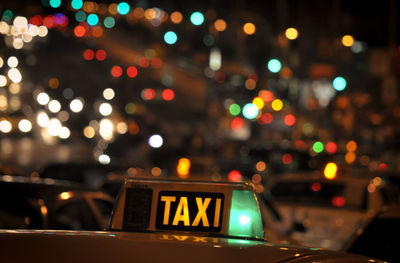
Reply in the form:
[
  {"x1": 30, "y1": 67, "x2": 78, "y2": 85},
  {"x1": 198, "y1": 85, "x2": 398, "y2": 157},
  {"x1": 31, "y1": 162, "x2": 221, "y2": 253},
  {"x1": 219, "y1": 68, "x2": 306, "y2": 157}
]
[
  {"x1": 172, "y1": 197, "x2": 190, "y2": 226},
  {"x1": 173, "y1": 235, "x2": 188, "y2": 241},
  {"x1": 213, "y1": 198, "x2": 221, "y2": 227},
  {"x1": 193, "y1": 236, "x2": 207, "y2": 243},
  {"x1": 192, "y1": 197, "x2": 211, "y2": 227},
  {"x1": 161, "y1": 196, "x2": 176, "y2": 225}
]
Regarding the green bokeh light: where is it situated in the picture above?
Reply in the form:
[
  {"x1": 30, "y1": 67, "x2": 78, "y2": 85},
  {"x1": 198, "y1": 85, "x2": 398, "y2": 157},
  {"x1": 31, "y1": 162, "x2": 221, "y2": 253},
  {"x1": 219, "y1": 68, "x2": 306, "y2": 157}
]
[
  {"x1": 229, "y1": 104, "x2": 241, "y2": 116},
  {"x1": 313, "y1": 141, "x2": 324, "y2": 153}
]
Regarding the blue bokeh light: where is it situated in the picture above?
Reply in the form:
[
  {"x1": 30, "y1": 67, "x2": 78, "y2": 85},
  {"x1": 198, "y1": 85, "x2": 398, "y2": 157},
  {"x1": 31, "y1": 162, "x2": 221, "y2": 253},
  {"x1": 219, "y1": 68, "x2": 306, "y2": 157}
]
[
  {"x1": 71, "y1": 0, "x2": 83, "y2": 10},
  {"x1": 164, "y1": 31, "x2": 178, "y2": 45},
  {"x1": 190, "y1": 12, "x2": 204, "y2": 26},
  {"x1": 117, "y1": 2, "x2": 130, "y2": 15},
  {"x1": 87, "y1": 14, "x2": 99, "y2": 26},
  {"x1": 243, "y1": 103, "x2": 259, "y2": 120},
  {"x1": 333, "y1": 77, "x2": 347, "y2": 91},
  {"x1": 267, "y1": 59, "x2": 281, "y2": 73}
]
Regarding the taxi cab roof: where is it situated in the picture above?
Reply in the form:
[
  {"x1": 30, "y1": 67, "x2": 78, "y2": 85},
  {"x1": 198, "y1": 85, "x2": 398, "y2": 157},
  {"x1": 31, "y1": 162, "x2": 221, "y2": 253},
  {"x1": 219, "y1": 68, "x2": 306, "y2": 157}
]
[{"x1": 0, "y1": 230, "x2": 384, "y2": 263}]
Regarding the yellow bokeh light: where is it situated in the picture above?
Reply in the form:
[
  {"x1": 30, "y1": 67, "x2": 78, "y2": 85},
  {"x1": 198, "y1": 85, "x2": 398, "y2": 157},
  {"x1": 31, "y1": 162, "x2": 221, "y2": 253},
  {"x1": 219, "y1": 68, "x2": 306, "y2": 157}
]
[
  {"x1": 285, "y1": 27, "x2": 298, "y2": 40},
  {"x1": 243, "y1": 22, "x2": 256, "y2": 35},
  {"x1": 346, "y1": 140, "x2": 357, "y2": 152},
  {"x1": 345, "y1": 152, "x2": 356, "y2": 164},
  {"x1": 60, "y1": 192, "x2": 71, "y2": 200},
  {"x1": 170, "y1": 11, "x2": 183, "y2": 24},
  {"x1": 324, "y1": 162, "x2": 337, "y2": 180},
  {"x1": 144, "y1": 9, "x2": 156, "y2": 20},
  {"x1": 342, "y1": 35, "x2": 354, "y2": 47},
  {"x1": 83, "y1": 126, "x2": 95, "y2": 139},
  {"x1": 177, "y1": 158, "x2": 191, "y2": 178},
  {"x1": 214, "y1": 19, "x2": 227, "y2": 31},
  {"x1": 252, "y1": 97, "x2": 264, "y2": 109},
  {"x1": 271, "y1": 99, "x2": 283, "y2": 111}
]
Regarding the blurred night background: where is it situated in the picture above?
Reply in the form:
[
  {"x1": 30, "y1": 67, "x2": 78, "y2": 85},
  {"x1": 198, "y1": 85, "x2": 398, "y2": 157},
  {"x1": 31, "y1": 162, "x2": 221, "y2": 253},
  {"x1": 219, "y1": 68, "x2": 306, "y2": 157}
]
[{"x1": 0, "y1": 0, "x2": 399, "y2": 182}]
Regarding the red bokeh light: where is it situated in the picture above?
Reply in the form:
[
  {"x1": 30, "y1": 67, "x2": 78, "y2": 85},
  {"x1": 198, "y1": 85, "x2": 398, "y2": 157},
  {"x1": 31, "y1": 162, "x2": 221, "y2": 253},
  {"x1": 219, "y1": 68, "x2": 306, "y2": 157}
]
[
  {"x1": 83, "y1": 49, "x2": 95, "y2": 60},
  {"x1": 95, "y1": 49, "x2": 107, "y2": 61},
  {"x1": 332, "y1": 196, "x2": 346, "y2": 207},
  {"x1": 326, "y1": 142, "x2": 338, "y2": 154},
  {"x1": 138, "y1": 57, "x2": 150, "y2": 68},
  {"x1": 127, "y1": 66, "x2": 138, "y2": 78},
  {"x1": 43, "y1": 16, "x2": 55, "y2": 28},
  {"x1": 141, "y1": 88, "x2": 156, "y2": 100},
  {"x1": 259, "y1": 113, "x2": 273, "y2": 125},
  {"x1": 311, "y1": 182, "x2": 322, "y2": 192},
  {"x1": 74, "y1": 25, "x2": 86, "y2": 37},
  {"x1": 29, "y1": 15, "x2": 42, "y2": 26},
  {"x1": 162, "y1": 89, "x2": 175, "y2": 101},
  {"x1": 228, "y1": 170, "x2": 242, "y2": 182},
  {"x1": 378, "y1": 163, "x2": 388, "y2": 171},
  {"x1": 282, "y1": 153, "x2": 293, "y2": 164},
  {"x1": 284, "y1": 114, "x2": 296, "y2": 126},
  {"x1": 111, "y1": 66, "x2": 123, "y2": 78},
  {"x1": 151, "y1": 58, "x2": 163, "y2": 69},
  {"x1": 294, "y1": 140, "x2": 307, "y2": 151},
  {"x1": 231, "y1": 117, "x2": 244, "y2": 130}
]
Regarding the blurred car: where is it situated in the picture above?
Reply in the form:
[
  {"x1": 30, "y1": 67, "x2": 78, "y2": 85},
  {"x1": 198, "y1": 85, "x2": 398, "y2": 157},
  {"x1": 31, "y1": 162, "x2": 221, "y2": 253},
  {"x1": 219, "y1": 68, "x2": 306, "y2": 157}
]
[
  {"x1": 343, "y1": 204, "x2": 400, "y2": 262},
  {"x1": 265, "y1": 172, "x2": 399, "y2": 250},
  {"x1": 0, "y1": 175, "x2": 114, "y2": 230},
  {"x1": 0, "y1": 178, "x2": 383, "y2": 263}
]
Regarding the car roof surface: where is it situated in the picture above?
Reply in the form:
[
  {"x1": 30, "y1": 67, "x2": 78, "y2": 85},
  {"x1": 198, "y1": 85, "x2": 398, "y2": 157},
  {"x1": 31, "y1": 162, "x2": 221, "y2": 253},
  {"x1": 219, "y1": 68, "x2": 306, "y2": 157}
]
[{"x1": 0, "y1": 230, "x2": 383, "y2": 263}]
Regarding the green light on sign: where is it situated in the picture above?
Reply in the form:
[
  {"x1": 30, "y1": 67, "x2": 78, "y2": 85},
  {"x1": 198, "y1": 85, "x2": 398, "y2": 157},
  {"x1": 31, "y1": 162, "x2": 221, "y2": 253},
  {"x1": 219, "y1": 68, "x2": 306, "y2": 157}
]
[{"x1": 228, "y1": 190, "x2": 264, "y2": 239}]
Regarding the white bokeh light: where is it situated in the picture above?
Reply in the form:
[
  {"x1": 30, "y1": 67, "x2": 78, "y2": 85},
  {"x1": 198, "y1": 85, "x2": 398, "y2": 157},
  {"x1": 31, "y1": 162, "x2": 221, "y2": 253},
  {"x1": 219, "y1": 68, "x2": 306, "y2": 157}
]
[
  {"x1": 98, "y1": 154, "x2": 111, "y2": 164},
  {"x1": 148, "y1": 134, "x2": 163, "y2": 148},
  {"x1": 0, "y1": 75, "x2": 7, "y2": 87},
  {"x1": 103, "y1": 88, "x2": 115, "y2": 100},
  {"x1": 7, "y1": 56, "x2": 18, "y2": 68},
  {"x1": 99, "y1": 118, "x2": 114, "y2": 141},
  {"x1": 59, "y1": 127, "x2": 71, "y2": 139},
  {"x1": 99, "y1": 102, "x2": 112, "y2": 116},
  {"x1": 37, "y1": 92, "x2": 50, "y2": 105},
  {"x1": 37, "y1": 111, "x2": 49, "y2": 127},
  {"x1": 18, "y1": 119, "x2": 32, "y2": 132},
  {"x1": 0, "y1": 120, "x2": 12, "y2": 133},
  {"x1": 48, "y1": 100, "x2": 61, "y2": 113},
  {"x1": 70, "y1": 98, "x2": 84, "y2": 113},
  {"x1": 8, "y1": 68, "x2": 22, "y2": 83},
  {"x1": 48, "y1": 118, "x2": 62, "y2": 136}
]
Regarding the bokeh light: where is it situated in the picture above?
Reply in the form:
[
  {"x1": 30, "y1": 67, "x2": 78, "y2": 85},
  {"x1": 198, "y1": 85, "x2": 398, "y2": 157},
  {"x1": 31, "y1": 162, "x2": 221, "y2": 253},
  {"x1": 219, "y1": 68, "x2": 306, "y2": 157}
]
[
  {"x1": 242, "y1": 103, "x2": 259, "y2": 120},
  {"x1": 267, "y1": 59, "x2": 281, "y2": 73},
  {"x1": 271, "y1": 99, "x2": 283, "y2": 111},
  {"x1": 190, "y1": 12, "x2": 204, "y2": 26},
  {"x1": 70, "y1": 98, "x2": 84, "y2": 112},
  {"x1": 243, "y1": 22, "x2": 256, "y2": 35},
  {"x1": 149, "y1": 134, "x2": 163, "y2": 148},
  {"x1": 48, "y1": 100, "x2": 61, "y2": 113},
  {"x1": 164, "y1": 31, "x2": 177, "y2": 45},
  {"x1": 342, "y1": 35, "x2": 354, "y2": 47},
  {"x1": 214, "y1": 19, "x2": 227, "y2": 31},
  {"x1": 312, "y1": 141, "x2": 324, "y2": 153},
  {"x1": 117, "y1": 2, "x2": 130, "y2": 15},
  {"x1": 229, "y1": 104, "x2": 241, "y2": 116},
  {"x1": 170, "y1": 11, "x2": 183, "y2": 24},
  {"x1": 333, "y1": 77, "x2": 346, "y2": 91},
  {"x1": 162, "y1": 89, "x2": 175, "y2": 101},
  {"x1": 99, "y1": 102, "x2": 112, "y2": 116},
  {"x1": 285, "y1": 27, "x2": 298, "y2": 40},
  {"x1": 103, "y1": 88, "x2": 115, "y2": 100},
  {"x1": 18, "y1": 119, "x2": 32, "y2": 132}
]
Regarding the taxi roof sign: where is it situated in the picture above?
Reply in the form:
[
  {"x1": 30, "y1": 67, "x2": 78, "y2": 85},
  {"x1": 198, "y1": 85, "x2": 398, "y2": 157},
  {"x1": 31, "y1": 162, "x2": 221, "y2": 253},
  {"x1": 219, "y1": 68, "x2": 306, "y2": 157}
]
[{"x1": 109, "y1": 178, "x2": 264, "y2": 239}]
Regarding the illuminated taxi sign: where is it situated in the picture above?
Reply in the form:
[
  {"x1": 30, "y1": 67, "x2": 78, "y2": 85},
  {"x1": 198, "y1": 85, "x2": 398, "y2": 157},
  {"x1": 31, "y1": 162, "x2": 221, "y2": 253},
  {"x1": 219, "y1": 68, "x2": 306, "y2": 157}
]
[
  {"x1": 109, "y1": 178, "x2": 264, "y2": 239},
  {"x1": 156, "y1": 191, "x2": 224, "y2": 232}
]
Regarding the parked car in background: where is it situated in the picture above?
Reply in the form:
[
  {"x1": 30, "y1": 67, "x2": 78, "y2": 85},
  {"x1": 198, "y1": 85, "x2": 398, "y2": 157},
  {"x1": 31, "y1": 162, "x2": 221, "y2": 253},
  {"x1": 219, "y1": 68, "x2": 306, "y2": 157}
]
[
  {"x1": 343, "y1": 204, "x2": 400, "y2": 262},
  {"x1": 265, "y1": 172, "x2": 399, "y2": 250},
  {"x1": 0, "y1": 175, "x2": 114, "y2": 230}
]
